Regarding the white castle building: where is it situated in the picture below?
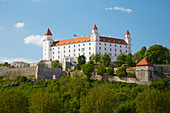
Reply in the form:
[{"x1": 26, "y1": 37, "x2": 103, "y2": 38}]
[{"x1": 43, "y1": 25, "x2": 132, "y2": 63}]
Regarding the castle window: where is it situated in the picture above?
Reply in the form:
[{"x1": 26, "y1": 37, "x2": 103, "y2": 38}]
[
  {"x1": 79, "y1": 53, "x2": 80, "y2": 56},
  {"x1": 58, "y1": 51, "x2": 60, "y2": 54},
  {"x1": 89, "y1": 43, "x2": 91, "y2": 45},
  {"x1": 69, "y1": 46, "x2": 70, "y2": 48},
  {"x1": 64, "y1": 50, "x2": 65, "y2": 53},
  {"x1": 115, "y1": 49, "x2": 116, "y2": 52},
  {"x1": 118, "y1": 41, "x2": 120, "y2": 44},
  {"x1": 69, "y1": 50, "x2": 70, "y2": 52},
  {"x1": 63, "y1": 43, "x2": 65, "y2": 44},
  {"x1": 74, "y1": 54, "x2": 76, "y2": 56},
  {"x1": 83, "y1": 44, "x2": 85, "y2": 46},
  {"x1": 58, "y1": 56, "x2": 60, "y2": 58},
  {"x1": 74, "y1": 45, "x2": 76, "y2": 47},
  {"x1": 126, "y1": 50, "x2": 127, "y2": 53},
  {"x1": 79, "y1": 44, "x2": 80, "y2": 47},
  {"x1": 53, "y1": 48, "x2": 54, "y2": 50},
  {"x1": 99, "y1": 43, "x2": 101, "y2": 45},
  {"x1": 69, "y1": 54, "x2": 70, "y2": 57},
  {"x1": 126, "y1": 46, "x2": 127, "y2": 48},
  {"x1": 108, "y1": 40, "x2": 110, "y2": 42},
  {"x1": 99, "y1": 52, "x2": 101, "y2": 55},
  {"x1": 110, "y1": 48, "x2": 111, "y2": 51},
  {"x1": 120, "y1": 50, "x2": 122, "y2": 52},
  {"x1": 89, "y1": 47, "x2": 91, "y2": 50},
  {"x1": 120, "y1": 45, "x2": 121, "y2": 48},
  {"x1": 105, "y1": 48, "x2": 106, "y2": 50},
  {"x1": 74, "y1": 49, "x2": 76, "y2": 52},
  {"x1": 110, "y1": 53, "x2": 112, "y2": 56},
  {"x1": 99, "y1": 47, "x2": 101, "y2": 50},
  {"x1": 115, "y1": 45, "x2": 116, "y2": 47},
  {"x1": 79, "y1": 49, "x2": 80, "y2": 51},
  {"x1": 53, "y1": 56, "x2": 54, "y2": 59},
  {"x1": 89, "y1": 52, "x2": 91, "y2": 55},
  {"x1": 72, "y1": 41, "x2": 74, "y2": 43},
  {"x1": 115, "y1": 53, "x2": 117, "y2": 56},
  {"x1": 104, "y1": 43, "x2": 106, "y2": 46},
  {"x1": 83, "y1": 53, "x2": 85, "y2": 55},
  {"x1": 129, "y1": 47, "x2": 130, "y2": 49},
  {"x1": 64, "y1": 55, "x2": 65, "y2": 57},
  {"x1": 64, "y1": 46, "x2": 65, "y2": 49},
  {"x1": 110, "y1": 44, "x2": 111, "y2": 46},
  {"x1": 50, "y1": 49, "x2": 52, "y2": 51},
  {"x1": 53, "y1": 52, "x2": 54, "y2": 54}
]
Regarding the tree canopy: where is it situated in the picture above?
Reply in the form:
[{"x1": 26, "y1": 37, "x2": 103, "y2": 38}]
[
  {"x1": 78, "y1": 55, "x2": 86, "y2": 65},
  {"x1": 52, "y1": 60, "x2": 62, "y2": 69},
  {"x1": 101, "y1": 53, "x2": 111, "y2": 67}
]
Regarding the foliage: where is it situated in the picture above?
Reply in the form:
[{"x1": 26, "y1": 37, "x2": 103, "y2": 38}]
[
  {"x1": 82, "y1": 64, "x2": 94, "y2": 80},
  {"x1": 29, "y1": 91, "x2": 62, "y2": 113},
  {"x1": 0, "y1": 89, "x2": 28, "y2": 113},
  {"x1": 80, "y1": 85, "x2": 118, "y2": 113},
  {"x1": 125, "y1": 53, "x2": 136, "y2": 67},
  {"x1": 135, "y1": 88, "x2": 170, "y2": 113},
  {"x1": 96, "y1": 66, "x2": 106, "y2": 76},
  {"x1": 78, "y1": 55, "x2": 86, "y2": 65},
  {"x1": 89, "y1": 54, "x2": 101, "y2": 63},
  {"x1": 117, "y1": 101, "x2": 136, "y2": 113},
  {"x1": 74, "y1": 64, "x2": 81, "y2": 70},
  {"x1": 106, "y1": 65, "x2": 114, "y2": 76},
  {"x1": 116, "y1": 54, "x2": 127, "y2": 66},
  {"x1": 145, "y1": 44, "x2": 169, "y2": 64},
  {"x1": 52, "y1": 60, "x2": 62, "y2": 69},
  {"x1": 115, "y1": 66, "x2": 127, "y2": 77},
  {"x1": 88, "y1": 60, "x2": 94, "y2": 65},
  {"x1": 101, "y1": 53, "x2": 111, "y2": 67},
  {"x1": 149, "y1": 79, "x2": 169, "y2": 90},
  {"x1": 0, "y1": 62, "x2": 11, "y2": 67}
]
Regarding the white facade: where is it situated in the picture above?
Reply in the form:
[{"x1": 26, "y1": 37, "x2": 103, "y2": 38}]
[{"x1": 43, "y1": 25, "x2": 132, "y2": 63}]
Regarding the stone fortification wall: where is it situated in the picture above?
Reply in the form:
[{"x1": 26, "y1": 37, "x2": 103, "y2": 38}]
[
  {"x1": 0, "y1": 66, "x2": 36, "y2": 78},
  {"x1": 154, "y1": 65, "x2": 170, "y2": 73}
]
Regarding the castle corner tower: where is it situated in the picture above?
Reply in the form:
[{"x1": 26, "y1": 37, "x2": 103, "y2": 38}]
[
  {"x1": 43, "y1": 28, "x2": 53, "y2": 60},
  {"x1": 124, "y1": 30, "x2": 132, "y2": 53}
]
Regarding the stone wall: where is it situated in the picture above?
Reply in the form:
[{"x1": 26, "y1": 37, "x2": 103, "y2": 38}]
[
  {"x1": 0, "y1": 66, "x2": 36, "y2": 78},
  {"x1": 154, "y1": 65, "x2": 170, "y2": 73}
]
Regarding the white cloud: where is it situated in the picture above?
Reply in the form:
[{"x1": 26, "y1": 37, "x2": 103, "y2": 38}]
[
  {"x1": 24, "y1": 35, "x2": 44, "y2": 46},
  {"x1": 105, "y1": 6, "x2": 132, "y2": 13},
  {"x1": 14, "y1": 22, "x2": 24, "y2": 28},
  {"x1": 0, "y1": 57, "x2": 38, "y2": 63}
]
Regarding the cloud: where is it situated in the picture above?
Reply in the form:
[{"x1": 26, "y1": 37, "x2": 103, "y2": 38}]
[
  {"x1": 24, "y1": 35, "x2": 44, "y2": 46},
  {"x1": 105, "y1": 6, "x2": 132, "y2": 13},
  {"x1": 14, "y1": 22, "x2": 24, "y2": 28},
  {"x1": 0, "y1": 57, "x2": 38, "y2": 63}
]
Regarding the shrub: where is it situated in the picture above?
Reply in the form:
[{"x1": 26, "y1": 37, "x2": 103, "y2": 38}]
[{"x1": 115, "y1": 66, "x2": 127, "y2": 77}]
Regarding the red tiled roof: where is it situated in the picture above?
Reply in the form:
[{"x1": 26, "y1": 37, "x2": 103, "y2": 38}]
[
  {"x1": 136, "y1": 58, "x2": 153, "y2": 66},
  {"x1": 51, "y1": 36, "x2": 91, "y2": 46},
  {"x1": 100, "y1": 36, "x2": 127, "y2": 45},
  {"x1": 52, "y1": 36, "x2": 127, "y2": 47},
  {"x1": 93, "y1": 25, "x2": 98, "y2": 30},
  {"x1": 45, "y1": 28, "x2": 52, "y2": 35},
  {"x1": 125, "y1": 30, "x2": 130, "y2": 35}
]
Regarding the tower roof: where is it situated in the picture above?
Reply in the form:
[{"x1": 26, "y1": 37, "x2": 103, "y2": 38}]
[
  {"x1": 45, "y1": 28, "x2": 52, "y2": 35},
  {"x1": 93, "y1": 25, "x2": 98, "y2": 30},
  {"x1": 136, "y1": 58, "x2": 153, "y2": 66},
  {"x1": 125, "y1": 30, "x2": 130, "y2": 35}
]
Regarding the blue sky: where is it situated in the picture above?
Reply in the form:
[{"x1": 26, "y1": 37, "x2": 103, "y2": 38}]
[{"x1": 0, "y1": 0, "x2": 170, "y2": 63}]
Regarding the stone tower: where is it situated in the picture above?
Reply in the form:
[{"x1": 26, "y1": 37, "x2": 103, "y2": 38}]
[
  {"x1": 136, "y1": 58, "x2": 154, "y2": 81},
  {"x1": 91, "y1": 25, "x2": 100, "y2": 55},
  {"x1": 43, "y1": 28, "x2": 53, "y2": 60},
  {"x1": 124, "y1": 30, "x2": 132, "y2": 53}
]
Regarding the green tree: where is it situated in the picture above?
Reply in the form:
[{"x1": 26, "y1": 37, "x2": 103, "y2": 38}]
[
  {"x1": 3, "y1": 62, "x2": 10, "y2": 67},
  {"x1": 101, "y1": 53, "x2": 111, "y2": 67},
  {"x1": 80, "y1": 85, "x2": 118, "y2": 113},
  {"x1": 139, "y1": 46, "x2": 147, "y2": 61},
  {"x1": 96, "y1": 66, "x2": 106, "y2": 76},
  {"x1": 116, "y1": 54, "x2": 127, "y2": 66},
  {"x1": 82, "y1": 64, "x2": 94, "y2": 80},
  {"x1": 89, "y1": 54, "x2": 101, "y2": 63},
  {"x1": 115, "y1": 66, "x2": 127, "y2": 77},
  {"x1": 145, "y1": 44, "x2": 169, "y2": 64},
  {"x1": 78, "y1": 55, "x2": 86, "y2": 65},
  {"x1": 125, "y1": 53, "x2": 135, "y2": 67},
  {"x1": 52, "y1": 60, "x2": 62, "y2": 68},
  {"x1": 106, "y1": 65, "x2": 114, "y2": 76},
  {"x1": 30, "y1": 91, "x2": 62, "y2": 113},
  {"x1": 74, "y1": 64, "x2": 81, "y2": 70},
  {"x1": 0, "y1": 89, "x2": 28, "y2": 113},
  {"x1": 135, "y1": 88, "x2": 170, "y2": 113},
  {"x1": 117, "y1": 101, "x2": 136, "y2": 113}
]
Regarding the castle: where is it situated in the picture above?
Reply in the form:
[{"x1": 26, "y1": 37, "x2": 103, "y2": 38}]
[{"x1": 43, "y1": 25, "x2": 132, "y2": 63}]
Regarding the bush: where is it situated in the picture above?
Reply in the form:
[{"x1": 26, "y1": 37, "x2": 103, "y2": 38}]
[
  {"x1": 75, "y1": 64, "x2": 81, "y2": 70},
  {"x1": 115, "y1": 66, "x2": 127, "y2": 77},
  {"x1": 96, "y1": 66, "x2": 106, "y2": 76},
  {"x1": 106, "y1": 65, "x2": 114, "y2": 76}
]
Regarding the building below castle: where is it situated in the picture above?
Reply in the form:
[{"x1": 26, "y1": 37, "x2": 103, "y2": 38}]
[{"x1": 43, "y1": 25, "x2": 132, "y2": 63}]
